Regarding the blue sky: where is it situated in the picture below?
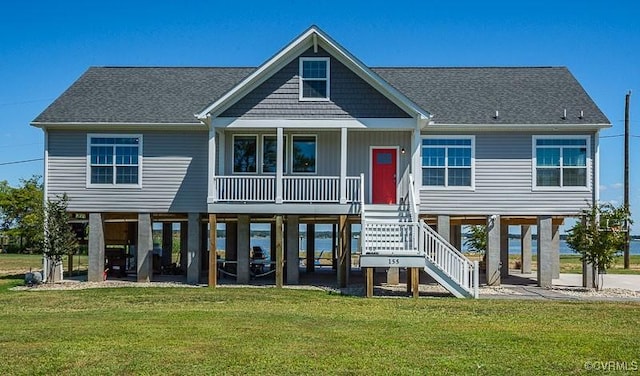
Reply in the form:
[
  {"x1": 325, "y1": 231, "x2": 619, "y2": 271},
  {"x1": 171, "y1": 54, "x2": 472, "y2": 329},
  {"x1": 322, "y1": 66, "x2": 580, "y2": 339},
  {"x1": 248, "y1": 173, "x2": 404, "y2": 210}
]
[{"x1": 1, "y1": 1, "x2": 638, "y2": 230}]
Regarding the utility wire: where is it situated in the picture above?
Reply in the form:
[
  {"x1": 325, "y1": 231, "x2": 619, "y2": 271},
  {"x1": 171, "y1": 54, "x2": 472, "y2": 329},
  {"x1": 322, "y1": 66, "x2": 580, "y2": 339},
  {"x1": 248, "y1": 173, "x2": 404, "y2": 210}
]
[{"x1": 0, "y1": 158, "x2": 43, "y2": 166}]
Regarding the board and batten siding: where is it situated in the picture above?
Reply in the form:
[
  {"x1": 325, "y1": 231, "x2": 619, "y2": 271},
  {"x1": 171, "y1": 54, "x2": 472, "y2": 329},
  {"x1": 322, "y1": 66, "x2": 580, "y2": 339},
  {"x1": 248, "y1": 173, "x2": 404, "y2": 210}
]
[
  {"x1": 420, "y1": 131, "x2": 596, "y2": 216},
  {"x1": 47, "y1": 130, "x2": 208, "y2": 213},
  {"x1": 220, "y1": 47, "x2": 410, "y2": 119}
]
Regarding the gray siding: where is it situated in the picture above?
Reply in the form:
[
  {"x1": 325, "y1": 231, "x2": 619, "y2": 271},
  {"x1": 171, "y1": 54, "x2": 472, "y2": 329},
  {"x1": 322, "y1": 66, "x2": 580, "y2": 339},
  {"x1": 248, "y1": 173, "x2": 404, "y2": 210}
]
[
  {"x1": 348, "y1": 131, "x2": 412, "y2": 203},
  {"x1": 221, "y1": 47, "x2": 410, "y2": 119},
  {"x1": 420, "y1": 131, "x2": 596, "y2": 216},
  {"x1": 47, "y1": 130, "x2": 208, "y2": 213}
]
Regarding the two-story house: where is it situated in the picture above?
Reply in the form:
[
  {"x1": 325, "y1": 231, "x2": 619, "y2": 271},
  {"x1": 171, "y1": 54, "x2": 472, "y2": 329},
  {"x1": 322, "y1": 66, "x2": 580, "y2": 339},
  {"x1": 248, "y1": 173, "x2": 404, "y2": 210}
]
[{"x1": 32, "y1": 26, "x2": 609, "y2": 298}]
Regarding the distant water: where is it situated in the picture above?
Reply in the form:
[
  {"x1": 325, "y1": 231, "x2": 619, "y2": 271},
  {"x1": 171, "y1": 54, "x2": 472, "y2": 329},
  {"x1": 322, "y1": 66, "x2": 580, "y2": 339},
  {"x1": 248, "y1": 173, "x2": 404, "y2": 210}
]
[{"x1": 216, "y1": 237, "x2": 640, "y2": 256}]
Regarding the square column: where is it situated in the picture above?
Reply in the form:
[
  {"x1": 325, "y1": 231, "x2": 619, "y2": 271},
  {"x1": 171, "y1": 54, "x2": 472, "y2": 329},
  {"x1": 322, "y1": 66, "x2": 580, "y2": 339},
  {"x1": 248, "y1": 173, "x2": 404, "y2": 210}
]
[
  {"x1": 275, "y1": 216, "x2": 284, "y2": 288},
  {"x1": 88, "y1": 213, "x2": 105, "y2": 282},
  {"x1": 226, "y1": 221, "x2": 238, "y2": 271},
  {"x1": 486, "y1": 215, "x2": 501, "y2": 286},
  {"x1": 208, "y1": 214, "x2": 217, "y2": 287},
  {"x1": 500, "y1": 223, "x2": 509, "y2": 278},
  {"x1": 537, "y1": 216, "x2": 553, "y2": 288},
  {"x1": 552, "y1": 224, "x2": 560, "y2": 279},
  {"x1": 437, "y1": 215, "x2": 450, "y2": 242},
  {"x1": 187, "y1": 213, "x2": 201, "y2": 284},
  {"x1": 286, "y1": 215, "x2": 300, "y2": 284},
  {"x1": 582, "y1": 260, "x2": 596, "y2": 288},
  {"x1": 275, "y1": 127, "x2": 284, "y2": 204},
  {"x1": 339, "y1": 127, "x2": 348, "y2": 204},
  {"x1": 180, "y1": 221, "x2": 188, "y2": 272},
  {"x1": 237, "y1": 215, "x2": 250, "y2": 284},
  {"x1": 137, "y1": 213, "x2": 153, "y2": 282},
  {"x1": 162, "y1": 222, "x2": 173, "y2": 267},
  {"x1": 306, "y1": 223, "x2": 315, "y2": 273},
  {"x1": 451, "y1": 225, "x2": 463, "y2": 250},
  {"x1": 337, "y1": 215, "x2": 349, "y2": 288},
  {"x1": 520, "y1": 225, "x2": 532, "y2": 273},
  {"x1": 387, "y1": 268, "x2": 400, "y2": 285}
]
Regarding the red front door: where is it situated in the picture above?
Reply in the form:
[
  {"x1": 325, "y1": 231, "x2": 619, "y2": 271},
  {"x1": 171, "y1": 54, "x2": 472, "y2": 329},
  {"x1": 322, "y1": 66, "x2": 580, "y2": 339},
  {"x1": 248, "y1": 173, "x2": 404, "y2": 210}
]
[{"x1": 372, "y1": 148, "x2": 397, "y2": 204}]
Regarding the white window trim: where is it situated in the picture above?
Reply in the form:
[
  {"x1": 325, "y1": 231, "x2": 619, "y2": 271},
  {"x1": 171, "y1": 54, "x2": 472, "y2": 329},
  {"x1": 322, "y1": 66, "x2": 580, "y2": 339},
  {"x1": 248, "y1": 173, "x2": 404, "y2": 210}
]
[
  {"x1": 261, "y1": 134, "x2": 287, "y2": 174},
  {"x1": 232, "y1": 134, "x2": 259, "y2": 174},
  {"x1": 532, "y1": 135, "x2": 591, "y2": 191},
  {"x1": 291, "y1": 134, "x2": 318, "y2": 175},
  {"x1": 86, "y1": 134, "x2": 143, "y2": 188},
  {"x1": 421, "y1": 135, "x2": 475, "y2": 191},
  {"x1": 299, "y1": 57, "x2": 330, "y2": 101}
]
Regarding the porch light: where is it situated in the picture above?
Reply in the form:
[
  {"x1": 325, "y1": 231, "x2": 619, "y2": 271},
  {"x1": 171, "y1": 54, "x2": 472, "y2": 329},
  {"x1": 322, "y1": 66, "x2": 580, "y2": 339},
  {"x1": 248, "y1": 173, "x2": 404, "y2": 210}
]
[{"x1": 401, "y1": 148, "x2": 406, "y2": 154}]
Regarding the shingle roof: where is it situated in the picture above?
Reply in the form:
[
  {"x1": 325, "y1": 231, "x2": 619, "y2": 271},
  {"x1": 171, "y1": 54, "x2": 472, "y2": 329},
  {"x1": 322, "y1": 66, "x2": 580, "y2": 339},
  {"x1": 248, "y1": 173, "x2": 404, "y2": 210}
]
[
  {"x1": 33, "y1": 67, "x2": 255, "y2": 124},
  {"x1": 372, "y1": 67, "x2": 609, "y2": 125},
  {"x1": 33, "y1": 66, "x2": 609, "y2": 125}
]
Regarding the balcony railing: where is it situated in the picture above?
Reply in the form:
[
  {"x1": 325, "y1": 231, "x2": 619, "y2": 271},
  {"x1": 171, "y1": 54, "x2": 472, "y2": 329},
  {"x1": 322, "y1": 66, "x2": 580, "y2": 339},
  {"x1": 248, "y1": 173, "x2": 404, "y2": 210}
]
[{"x1": 213, "y1": 175, "x2": 361, "y2": 204}]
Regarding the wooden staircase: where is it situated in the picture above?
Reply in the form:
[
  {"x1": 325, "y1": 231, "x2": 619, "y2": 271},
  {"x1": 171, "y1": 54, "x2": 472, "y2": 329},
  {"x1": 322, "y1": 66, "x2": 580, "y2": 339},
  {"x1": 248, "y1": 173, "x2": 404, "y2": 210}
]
[{"x1": 359, "y1": 176, "x2": 479, "y2": 298}]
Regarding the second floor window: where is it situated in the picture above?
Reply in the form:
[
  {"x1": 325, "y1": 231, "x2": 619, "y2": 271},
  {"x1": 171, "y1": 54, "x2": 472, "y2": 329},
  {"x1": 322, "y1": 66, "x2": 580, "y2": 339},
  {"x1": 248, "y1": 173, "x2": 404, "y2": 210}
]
[
  {"x1": 422, "y1": 137, "x2": 474, "y2": 188},
  {"x1": 534, "y1": 137, "x2": 588, "y2": 188},
  {"x1": 88, "y1": 135, "x2": 141, "y2": 186},
  {"x1": 292, "y1": 135, "x2": 317, "y2": 173},
  {"x1": 233, "y1": 135, "x2": 257, "y2": 173},
  {"x1": 299, "y1": 57, "x2": 330, "y2": 100}
]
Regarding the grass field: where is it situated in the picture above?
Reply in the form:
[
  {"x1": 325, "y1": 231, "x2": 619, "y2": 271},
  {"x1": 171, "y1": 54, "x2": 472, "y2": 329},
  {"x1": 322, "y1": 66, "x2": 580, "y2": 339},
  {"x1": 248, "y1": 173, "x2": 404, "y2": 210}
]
[{"x1": 1, "y1": 256, "x2": 640, "y2": 374}]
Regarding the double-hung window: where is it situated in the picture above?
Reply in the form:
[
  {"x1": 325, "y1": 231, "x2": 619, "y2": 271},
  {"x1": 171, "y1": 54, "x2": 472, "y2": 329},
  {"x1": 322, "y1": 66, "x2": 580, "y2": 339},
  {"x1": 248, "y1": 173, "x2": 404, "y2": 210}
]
[
  {"x1": 422, "y1": 137, "x2": 474, "y2": 188},
  {"x1": 534, "y1": 137, "x2": 589, "y2": 188},
  {"x1": 88, "y1": 135, "x2": 141, "y2": 187},
  {"x1": 299, "y1": 57, "x2": 330, "y2": 100}
]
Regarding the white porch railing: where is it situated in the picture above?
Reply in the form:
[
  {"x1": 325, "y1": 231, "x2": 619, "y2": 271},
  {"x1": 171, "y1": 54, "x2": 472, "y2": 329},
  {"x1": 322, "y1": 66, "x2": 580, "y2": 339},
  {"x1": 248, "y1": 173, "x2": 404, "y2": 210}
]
[
  {"x1": 215, "y1": 176, "x2": 275, "y2": 202},
  {"x1": 346, "y1": 176, "x2": 361, "y2": 203},
  {"x1": 214, "y1": 175, "x2": 361, "y2": 203},
  {"x1": 363, "y1": 221, "x2": 420, "y2": 254},
  {"x1": 283, "y1": 176, "x2": 339, "y2": 202}
]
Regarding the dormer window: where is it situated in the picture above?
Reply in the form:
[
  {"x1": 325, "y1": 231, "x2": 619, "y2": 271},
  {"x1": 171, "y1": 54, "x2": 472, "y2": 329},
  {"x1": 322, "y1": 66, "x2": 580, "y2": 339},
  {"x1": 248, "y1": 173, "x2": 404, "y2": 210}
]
[{"x1": 299, "y1": 57, "x2": 330, "y2": 100}]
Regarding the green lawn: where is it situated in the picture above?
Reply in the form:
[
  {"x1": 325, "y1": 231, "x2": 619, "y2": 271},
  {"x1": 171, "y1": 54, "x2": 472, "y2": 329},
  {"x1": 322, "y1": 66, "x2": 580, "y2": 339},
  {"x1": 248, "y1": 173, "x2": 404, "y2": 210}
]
[
  {"x1": 505, "y1": 254, "x2": 640, "y2": 275},
  {"x1": 0, "y1": 253, "x2": 88, "y2": 278},
  {"x1": 1, "y1": 267, "x2": 640, "y2": 374}
]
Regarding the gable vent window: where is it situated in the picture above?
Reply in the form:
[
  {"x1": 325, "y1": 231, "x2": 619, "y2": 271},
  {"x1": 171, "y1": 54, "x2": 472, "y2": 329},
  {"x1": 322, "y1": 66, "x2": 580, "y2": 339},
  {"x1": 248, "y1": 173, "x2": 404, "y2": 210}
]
[
  {"x1": 87, "y1": 135, "x2": 142, "y2": 187},
  {"x1": 299, "y1": 57, "x2": 330, "y2": 100}
]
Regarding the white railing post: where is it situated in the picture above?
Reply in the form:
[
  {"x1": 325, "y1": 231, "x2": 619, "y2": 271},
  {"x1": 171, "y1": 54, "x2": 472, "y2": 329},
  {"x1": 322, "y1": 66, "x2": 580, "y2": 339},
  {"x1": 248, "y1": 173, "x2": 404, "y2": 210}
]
[
  {"x1": 473, "y1": 261, "x2": 479, "y2": 299},
  {"x1": 339, "y1": 127, "x2": 348, "y2": 204},
  {"x1": 275, "y1": 127, "x2": 284, "y2": 204}
]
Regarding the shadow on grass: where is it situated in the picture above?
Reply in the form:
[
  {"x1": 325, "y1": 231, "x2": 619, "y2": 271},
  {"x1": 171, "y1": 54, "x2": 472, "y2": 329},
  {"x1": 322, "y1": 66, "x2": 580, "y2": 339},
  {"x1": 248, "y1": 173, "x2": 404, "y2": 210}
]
[{"x1": 0, "y1": 273, "x2": 24, "y2": 280}]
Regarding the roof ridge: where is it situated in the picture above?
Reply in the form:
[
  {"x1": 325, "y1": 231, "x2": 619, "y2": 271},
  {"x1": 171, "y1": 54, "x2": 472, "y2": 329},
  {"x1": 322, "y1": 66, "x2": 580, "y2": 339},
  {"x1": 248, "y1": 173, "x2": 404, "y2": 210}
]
[{"x1": 371, "y1": 66, "x2": 565, "y2": 69}]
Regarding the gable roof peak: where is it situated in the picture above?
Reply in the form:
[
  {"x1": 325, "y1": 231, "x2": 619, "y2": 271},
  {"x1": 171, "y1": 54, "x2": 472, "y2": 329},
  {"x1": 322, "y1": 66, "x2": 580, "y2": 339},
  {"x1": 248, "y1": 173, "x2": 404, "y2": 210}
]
[{"x1": 195, "y1": 25, "x2": 431, "y2": 122}]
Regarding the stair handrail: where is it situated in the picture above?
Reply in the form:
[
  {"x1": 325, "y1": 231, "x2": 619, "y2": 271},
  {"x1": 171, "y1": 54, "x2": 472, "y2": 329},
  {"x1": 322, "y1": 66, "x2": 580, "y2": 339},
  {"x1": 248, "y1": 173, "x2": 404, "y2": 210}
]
[
  {"x1": 419, "y1": 219, "x2": 478, "y2": 297},
  {"x1": 360, "y1": 173, "x2": 366, "y2": 253},
  {"x1": 407, "y1": 173, "x2": 420, "y2": 223}
]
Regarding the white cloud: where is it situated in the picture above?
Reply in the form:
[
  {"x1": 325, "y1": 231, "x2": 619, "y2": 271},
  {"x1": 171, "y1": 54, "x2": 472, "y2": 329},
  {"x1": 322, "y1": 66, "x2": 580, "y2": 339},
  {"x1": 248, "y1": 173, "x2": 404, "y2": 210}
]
[{"x1": 611, "y1": 182, "x2": 624, "y2": 189}]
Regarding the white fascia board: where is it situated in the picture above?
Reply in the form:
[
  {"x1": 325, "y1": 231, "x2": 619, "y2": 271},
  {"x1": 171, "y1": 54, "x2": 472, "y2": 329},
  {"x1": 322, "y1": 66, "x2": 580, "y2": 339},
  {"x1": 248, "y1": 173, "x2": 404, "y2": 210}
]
[
  {"x1": 30, "y1": 122, "x2": 207, "y2": 131},
  {"x1": 212, "y1": 117, "x2": 417, "y2": 130},
  {"x1": 424, "y1": 123, "x2": 611, "y2": 132},
  {"x1": 195, "y1": 25, "x2": 432, "y2": 122}
]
